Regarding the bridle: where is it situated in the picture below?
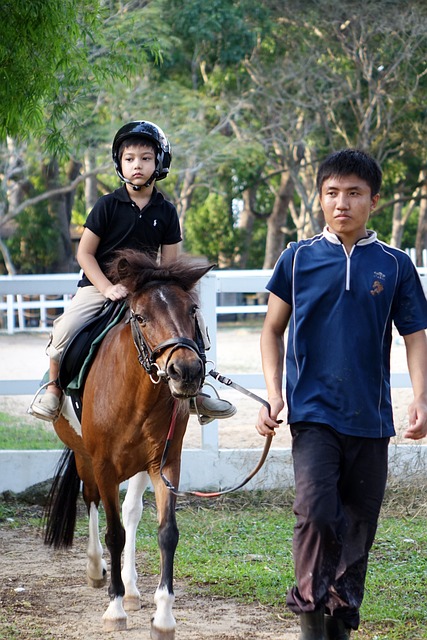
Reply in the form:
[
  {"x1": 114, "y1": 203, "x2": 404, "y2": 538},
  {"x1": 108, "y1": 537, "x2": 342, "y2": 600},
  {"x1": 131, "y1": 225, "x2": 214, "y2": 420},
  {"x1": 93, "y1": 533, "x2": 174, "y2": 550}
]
[
  {"x1": 129, "y1": 307, "x2": 275, "y2": 499},
  {"x1": 129, "y1": 308, "x2": 205, "y2": 384}
]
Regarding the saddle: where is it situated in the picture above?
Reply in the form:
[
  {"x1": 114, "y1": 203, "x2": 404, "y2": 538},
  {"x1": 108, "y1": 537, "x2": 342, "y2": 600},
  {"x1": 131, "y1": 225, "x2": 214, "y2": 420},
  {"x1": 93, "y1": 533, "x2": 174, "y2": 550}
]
[{"x1": 58, "y1": 300, "x2": 127, "y2": 419}]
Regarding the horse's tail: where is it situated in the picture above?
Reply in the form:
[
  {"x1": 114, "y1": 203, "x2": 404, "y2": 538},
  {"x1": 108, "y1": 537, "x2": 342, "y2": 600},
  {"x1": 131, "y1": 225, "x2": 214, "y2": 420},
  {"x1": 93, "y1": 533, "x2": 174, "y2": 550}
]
[{"x1": 44, "y1": 447, "x2": 81, "y2": 549}]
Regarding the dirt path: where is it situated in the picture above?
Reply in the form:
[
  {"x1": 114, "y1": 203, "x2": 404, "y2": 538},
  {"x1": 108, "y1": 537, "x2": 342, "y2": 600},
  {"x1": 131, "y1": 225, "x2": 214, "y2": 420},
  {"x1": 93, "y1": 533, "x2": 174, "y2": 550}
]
[{"x1": 0, "y1": 522, "x2": 299, "y2": 640}]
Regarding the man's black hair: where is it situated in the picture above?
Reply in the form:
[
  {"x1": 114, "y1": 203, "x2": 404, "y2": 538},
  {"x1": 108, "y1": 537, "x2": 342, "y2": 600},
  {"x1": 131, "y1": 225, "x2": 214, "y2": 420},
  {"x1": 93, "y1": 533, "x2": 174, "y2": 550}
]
[{"x1": 317, "y1": 148, "x2": 382, "y2": 196}]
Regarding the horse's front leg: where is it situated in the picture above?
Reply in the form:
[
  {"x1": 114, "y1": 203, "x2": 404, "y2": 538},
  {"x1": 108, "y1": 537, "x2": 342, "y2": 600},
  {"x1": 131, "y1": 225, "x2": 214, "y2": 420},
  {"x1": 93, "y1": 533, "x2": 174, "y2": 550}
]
[
  {"x1": 122, "y1": 471, "x2": 150, "y2": 611},
  {"x1": 97, "y1": 480, "x2": 127, "y2": 632},
  {"x1": 150, "y1": 475, "x2": 179, "y2": 640}
]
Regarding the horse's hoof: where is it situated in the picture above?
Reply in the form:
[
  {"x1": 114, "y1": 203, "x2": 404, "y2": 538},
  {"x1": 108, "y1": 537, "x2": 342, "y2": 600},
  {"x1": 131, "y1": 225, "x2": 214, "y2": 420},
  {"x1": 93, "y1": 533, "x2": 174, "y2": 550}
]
[
  {"x1": 150, "y1": 622, "x2": 175, "y2": 640},
  {"x1": 103, "y1": 617, "x2": 127, "y2": 632},
  {"x1": 87, "y1": 574, "x2": 107, "y2": 588},
  {"x1": 123, "y1": 594, "x2": 141, "y2": 611},
  {"x1": 103, "y1": 598, "x2": 127, "y2": 632}
]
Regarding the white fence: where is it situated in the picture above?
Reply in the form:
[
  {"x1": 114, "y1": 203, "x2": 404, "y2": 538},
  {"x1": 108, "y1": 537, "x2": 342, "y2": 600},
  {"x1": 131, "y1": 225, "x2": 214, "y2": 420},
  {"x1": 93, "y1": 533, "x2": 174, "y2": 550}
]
[{"x1": 1, "y1": 267, "x2": 427, "y2": 493}]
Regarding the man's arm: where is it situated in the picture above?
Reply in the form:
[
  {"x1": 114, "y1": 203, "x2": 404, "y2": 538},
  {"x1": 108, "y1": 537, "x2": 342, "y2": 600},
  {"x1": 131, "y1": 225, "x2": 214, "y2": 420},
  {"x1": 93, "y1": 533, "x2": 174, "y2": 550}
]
[
  {"x1": 256, "y1": 292, "x2": 292, "y2": 437},
  {"x1": 403, "y1": 329, "x2": 427, "y2": 440}
]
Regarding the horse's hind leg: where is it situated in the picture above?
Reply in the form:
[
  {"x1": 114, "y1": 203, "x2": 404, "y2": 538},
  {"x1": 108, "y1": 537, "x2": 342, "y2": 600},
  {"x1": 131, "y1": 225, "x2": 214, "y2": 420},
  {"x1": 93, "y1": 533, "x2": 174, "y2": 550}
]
[
  {"x1": 86, "y1": 500, "x2": 108, "y2": 588},
  {"x1": 77, "y1": 466, "x2": 108, "y2": 588},
  {"x1": 122, "y1": 471, "x2": 150, "y2": 611},
  {"x1": 150, "y1": 475, "x2": 179, "y2": 640}
]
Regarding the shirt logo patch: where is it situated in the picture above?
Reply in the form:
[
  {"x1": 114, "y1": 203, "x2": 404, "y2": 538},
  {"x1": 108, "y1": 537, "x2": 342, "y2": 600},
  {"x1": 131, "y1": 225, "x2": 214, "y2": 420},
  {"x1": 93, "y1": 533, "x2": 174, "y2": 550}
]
[
  {"x1": 370, "y1": 271, "x2": 385, "y2": 296},
  {"x1": 153, "y1": 219, "x2": 157, "y2": 227}
]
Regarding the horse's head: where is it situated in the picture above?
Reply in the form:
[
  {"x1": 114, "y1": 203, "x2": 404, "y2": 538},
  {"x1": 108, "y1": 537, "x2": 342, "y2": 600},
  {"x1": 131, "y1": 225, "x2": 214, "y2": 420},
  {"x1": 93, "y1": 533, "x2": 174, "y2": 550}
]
[{"x1": 108, "y1": 250, "x2": 214, "y2": 398}]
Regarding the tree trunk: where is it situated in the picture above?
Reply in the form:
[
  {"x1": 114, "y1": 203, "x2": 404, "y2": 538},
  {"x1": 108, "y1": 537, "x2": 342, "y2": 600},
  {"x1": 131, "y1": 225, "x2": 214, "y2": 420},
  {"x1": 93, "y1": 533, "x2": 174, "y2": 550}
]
[
  {"x1": 389, "y1": 190, "x2": 405, "y2": 248},
  {"x1": 42, "y1": 158, "x2": 74, "y2": 272},
  {"x1": 0, "y1": 138, "x2": 32, "y2": 274},
  {"x1": 84, "y1": 149, "x2": 99, "y2": 212},
  {"x1": 263, "y1": 171, "x2": 294, "y2": 269},
  {"x1": 234, "y1": 188, "x2": 255, "y2": 269},
  {"x1": 177, "y1": 166, "x2": 196, "y2": 243},
  {"x1": 65, "y1": 159, "x2": 82, "y2": 224},
  {"x1": 415, "y1": 171, "x2": 427, "y2": 266}
]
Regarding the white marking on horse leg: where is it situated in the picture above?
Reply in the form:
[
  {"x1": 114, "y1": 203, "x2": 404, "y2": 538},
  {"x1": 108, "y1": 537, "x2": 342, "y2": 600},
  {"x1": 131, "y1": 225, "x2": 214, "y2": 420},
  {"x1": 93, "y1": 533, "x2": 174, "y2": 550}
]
[
  {"x1": 151, "y1": 585, "x2": 176, "y2": 636},
  {"x1": 102, "y1": 596, "x2": 127, "y2": 632},
  {"x1": 86, "y1": 502, "x2": 107, "y2": 588},
  {"x1": 122, "y1": 471, "x2": 150, "y2": 611}
]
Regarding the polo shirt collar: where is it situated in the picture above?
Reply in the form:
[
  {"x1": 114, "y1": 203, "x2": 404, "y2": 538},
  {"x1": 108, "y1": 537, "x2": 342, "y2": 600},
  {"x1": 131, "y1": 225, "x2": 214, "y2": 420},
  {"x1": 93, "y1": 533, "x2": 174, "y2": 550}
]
[
  {"x1": 323, "y1": 226, "x2": 378, "y2": 246},
  {"x1": 112, "y1": 185, "x2": 163, "y2": 205}
]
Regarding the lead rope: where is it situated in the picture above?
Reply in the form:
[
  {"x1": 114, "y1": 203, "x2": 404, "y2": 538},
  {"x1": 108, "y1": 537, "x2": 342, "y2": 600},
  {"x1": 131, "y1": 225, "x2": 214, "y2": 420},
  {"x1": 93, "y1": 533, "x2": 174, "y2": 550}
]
[{"x1": 160, "y1": 371, "x2": 276, "y2": 498}]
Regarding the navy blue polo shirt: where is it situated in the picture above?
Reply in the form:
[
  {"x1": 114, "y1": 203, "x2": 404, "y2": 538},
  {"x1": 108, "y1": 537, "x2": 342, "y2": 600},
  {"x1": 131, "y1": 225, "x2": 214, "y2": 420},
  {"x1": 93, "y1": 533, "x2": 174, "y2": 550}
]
[
  {"x1": 267, "y1": 228, "x2": 427, "y2": 438},
  {"x1": 78, "y1": 186, "x2": 182, "y2": 287}
]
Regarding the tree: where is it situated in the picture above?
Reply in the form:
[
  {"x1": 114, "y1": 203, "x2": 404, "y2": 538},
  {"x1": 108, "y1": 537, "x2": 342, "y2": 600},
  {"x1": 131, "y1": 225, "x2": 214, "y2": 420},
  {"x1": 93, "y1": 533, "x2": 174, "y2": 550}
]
[
  {"x1": 220, "y1": 0, "x2": 427, "y2": 266},
  {"x1": 0, "y1": 0, "x2": 159, "y2": 272},
  {"x1": 2, "y1": 0, "x2": 427, "y2": 274}
]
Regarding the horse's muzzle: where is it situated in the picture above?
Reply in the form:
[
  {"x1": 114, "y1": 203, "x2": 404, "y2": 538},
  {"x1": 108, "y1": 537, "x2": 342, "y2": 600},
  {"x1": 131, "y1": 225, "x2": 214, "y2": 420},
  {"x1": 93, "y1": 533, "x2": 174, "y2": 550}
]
[{"x1": 166, "y1": 358, "x2": 204, "y2": 398}]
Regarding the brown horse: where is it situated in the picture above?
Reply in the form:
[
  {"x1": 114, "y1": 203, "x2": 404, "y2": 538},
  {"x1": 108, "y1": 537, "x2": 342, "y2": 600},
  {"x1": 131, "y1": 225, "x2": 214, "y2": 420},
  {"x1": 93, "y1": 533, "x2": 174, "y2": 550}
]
[{"x1": 44, "y1": 250, "x2": 213, "y2": 638}]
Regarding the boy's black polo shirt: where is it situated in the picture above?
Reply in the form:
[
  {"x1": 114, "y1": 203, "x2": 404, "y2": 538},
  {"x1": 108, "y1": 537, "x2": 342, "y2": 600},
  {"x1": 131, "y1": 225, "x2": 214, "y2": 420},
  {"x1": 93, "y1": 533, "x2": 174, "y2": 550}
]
[{"x1": 78, "y1": 186, "x2": 182, "y2": 287}]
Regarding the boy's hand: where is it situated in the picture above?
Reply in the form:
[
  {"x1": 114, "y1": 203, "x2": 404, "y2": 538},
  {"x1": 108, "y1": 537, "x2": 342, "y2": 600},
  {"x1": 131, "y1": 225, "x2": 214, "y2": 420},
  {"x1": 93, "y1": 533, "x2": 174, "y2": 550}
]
[{"x1": 104, "y1": 283, "x2": 128, "y2": 301}]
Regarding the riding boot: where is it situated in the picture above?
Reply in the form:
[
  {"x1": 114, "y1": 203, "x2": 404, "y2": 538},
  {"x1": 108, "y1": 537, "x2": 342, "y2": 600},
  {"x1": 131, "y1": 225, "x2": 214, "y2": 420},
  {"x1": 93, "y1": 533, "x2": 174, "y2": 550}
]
[
  {"x1": 324, "y1": 615, "x2": 351, "y2": 640},
  {"x1": 298, "y1": 609, "x2": 326, "y2": 640}
]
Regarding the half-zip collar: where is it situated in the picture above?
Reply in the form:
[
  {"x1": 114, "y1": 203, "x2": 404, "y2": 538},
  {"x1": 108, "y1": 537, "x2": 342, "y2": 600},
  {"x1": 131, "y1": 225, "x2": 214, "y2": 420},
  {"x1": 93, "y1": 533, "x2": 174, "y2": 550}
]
[{"x1": 322, "y1": 226, "x2": 378, "y2": 291}]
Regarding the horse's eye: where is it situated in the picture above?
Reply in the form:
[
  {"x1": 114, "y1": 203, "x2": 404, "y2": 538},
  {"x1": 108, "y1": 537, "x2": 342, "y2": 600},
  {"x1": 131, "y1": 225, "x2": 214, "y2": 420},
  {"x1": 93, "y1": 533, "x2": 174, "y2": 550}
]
[
  {"x1": 135, "y1": 314, "x2": 147, "y2": 325},
  {"x1": 191, "y1": 305, "x2": 198, "y2": 316}
]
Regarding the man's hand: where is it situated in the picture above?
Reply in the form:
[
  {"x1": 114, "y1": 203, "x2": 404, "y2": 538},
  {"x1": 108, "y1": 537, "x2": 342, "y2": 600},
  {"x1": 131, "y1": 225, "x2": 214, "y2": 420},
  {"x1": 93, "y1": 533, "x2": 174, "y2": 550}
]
[
  {"x1": 256, "y1": 397, "x2": 284, "y2": 437},
  {"x1": 404, "y1": 397, "x2": 427, "y2": 440}
]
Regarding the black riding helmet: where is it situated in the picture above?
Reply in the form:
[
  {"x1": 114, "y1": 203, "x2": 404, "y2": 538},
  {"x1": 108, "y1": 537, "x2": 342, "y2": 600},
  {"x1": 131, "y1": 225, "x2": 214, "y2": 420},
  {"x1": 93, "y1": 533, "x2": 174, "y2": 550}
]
[{"x1": 112, "y1": 121, "x2": 172, "y2": 190}]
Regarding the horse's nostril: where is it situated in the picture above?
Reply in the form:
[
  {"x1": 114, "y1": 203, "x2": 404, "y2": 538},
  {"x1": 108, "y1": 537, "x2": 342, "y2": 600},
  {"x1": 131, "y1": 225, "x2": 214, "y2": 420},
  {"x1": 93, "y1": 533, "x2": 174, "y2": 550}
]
[
  {"x1": 168, "y1": 363, "x2": 179, "y2": 379},
  {"x1": 168, "y1": 359, "x2": 203, "y2": 382}
]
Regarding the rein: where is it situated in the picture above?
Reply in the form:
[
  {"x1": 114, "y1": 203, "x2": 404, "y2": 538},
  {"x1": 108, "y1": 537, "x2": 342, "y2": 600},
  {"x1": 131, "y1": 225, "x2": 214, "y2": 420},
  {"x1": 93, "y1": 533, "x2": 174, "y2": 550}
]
[
  {"x1": 129, "y1": 308, "x2": 274, "y2": 498},
  {"x1": 160, "y1": 369, "x2": 275, "y2": 499}
]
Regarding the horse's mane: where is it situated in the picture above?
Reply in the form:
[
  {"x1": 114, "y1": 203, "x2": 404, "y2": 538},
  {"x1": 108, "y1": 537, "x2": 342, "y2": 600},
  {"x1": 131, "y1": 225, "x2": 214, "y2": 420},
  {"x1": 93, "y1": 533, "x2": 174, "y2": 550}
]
[{"x1": 107, "y1": 249, "x2": 214, "y2": 296}]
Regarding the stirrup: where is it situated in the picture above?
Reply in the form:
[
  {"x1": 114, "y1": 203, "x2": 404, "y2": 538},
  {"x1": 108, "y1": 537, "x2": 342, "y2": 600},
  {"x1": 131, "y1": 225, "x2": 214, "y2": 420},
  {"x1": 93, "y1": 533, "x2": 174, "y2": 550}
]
[
  {"x1": 192, "y1": 383, "x2": 221, "y2": 426},
  {"x1": 27, "y1": 380, "x2": 63, "y2": 421}
]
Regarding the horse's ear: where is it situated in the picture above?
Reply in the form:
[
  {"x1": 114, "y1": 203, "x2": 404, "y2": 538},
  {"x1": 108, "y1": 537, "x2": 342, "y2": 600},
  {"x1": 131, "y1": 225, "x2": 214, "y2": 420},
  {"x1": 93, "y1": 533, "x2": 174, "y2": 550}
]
[
  {"x1": 186, "y1": 261, "x2": 216, "y2": 289},
  {"x1": 116, "y1": 257, "x2": 130, "y2": 280},
  {"x1": 203, "y1": 263, "x2": 216, "y2": 277}
]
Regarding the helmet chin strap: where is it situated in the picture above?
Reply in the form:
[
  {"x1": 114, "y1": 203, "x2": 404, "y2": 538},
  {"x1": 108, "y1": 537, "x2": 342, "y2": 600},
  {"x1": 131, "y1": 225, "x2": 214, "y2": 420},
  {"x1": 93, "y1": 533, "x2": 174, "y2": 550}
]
[{"x1": 123, "y1": 170, "x2": 158, "y2": 191}]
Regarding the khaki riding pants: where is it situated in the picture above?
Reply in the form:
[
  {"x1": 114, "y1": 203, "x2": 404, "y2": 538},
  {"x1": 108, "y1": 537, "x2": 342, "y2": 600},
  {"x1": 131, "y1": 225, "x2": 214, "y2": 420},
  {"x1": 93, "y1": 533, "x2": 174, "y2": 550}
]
[{"x1": 46, "y1": 286, "x2": 107, "y2": 362}]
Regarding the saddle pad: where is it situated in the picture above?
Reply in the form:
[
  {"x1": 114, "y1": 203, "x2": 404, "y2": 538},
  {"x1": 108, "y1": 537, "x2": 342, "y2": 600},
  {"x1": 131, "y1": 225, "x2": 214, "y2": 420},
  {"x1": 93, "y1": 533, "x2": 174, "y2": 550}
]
[{"x1": 58, "y1": 300, "x2": 127, "y2": 395}]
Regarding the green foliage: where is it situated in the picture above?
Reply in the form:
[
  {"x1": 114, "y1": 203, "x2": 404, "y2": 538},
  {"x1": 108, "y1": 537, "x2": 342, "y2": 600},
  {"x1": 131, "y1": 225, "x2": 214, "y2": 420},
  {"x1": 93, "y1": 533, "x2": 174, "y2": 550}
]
[
  {"x1": 0, "y1": 0, "x2": 159, "y2": 153},
  {"x1": 0, "y1": 0, "x2": 94, "y2": 144},
  {"x1": 0, "y1": 0, "x2": 81, "y2": 138},
  {"x1": 6, "y1": 204, "x2": 60, "y2": 274},
  {"x1": 241, "y1": 217, "x2": 268, "y2": 269},
  {"x1": 184, "y1": 193, "x2": 238, "y2": 264},
  {"x1": 162, "y1": 0, "x2": 269, "y2": 78}
]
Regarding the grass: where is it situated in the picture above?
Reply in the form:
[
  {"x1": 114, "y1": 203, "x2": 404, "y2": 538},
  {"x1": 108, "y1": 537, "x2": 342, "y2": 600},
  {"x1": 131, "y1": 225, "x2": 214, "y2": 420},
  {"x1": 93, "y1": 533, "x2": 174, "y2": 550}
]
[
  {"x1": 131, "y1": 491, "x2": 427, "y2": 640},
  {"x1": 2, "y1": 488, "x2": 424, "y2": 639},
  {"x1": 0, "y1": 412, "x2": 61, "y2": 449}
]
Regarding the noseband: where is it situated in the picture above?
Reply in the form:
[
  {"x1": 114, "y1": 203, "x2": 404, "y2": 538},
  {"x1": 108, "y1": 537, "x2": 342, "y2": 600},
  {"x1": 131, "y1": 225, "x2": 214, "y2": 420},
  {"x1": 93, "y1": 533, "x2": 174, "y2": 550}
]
[{"x1": 129, "y1": 309, "x2": 205, "y2": 384}]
